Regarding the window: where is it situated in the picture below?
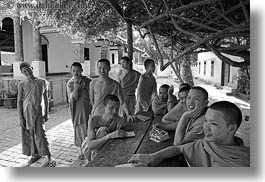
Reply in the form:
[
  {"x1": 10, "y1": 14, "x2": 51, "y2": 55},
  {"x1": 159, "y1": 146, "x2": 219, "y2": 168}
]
[
  {"x1": 112, "y1": 54, "x2": 115, "y2": 64},
  {"x1": 204, "y1": 61, "x2": 206, "y2": 75},
  {"x1": 199, "y1": 62, "x2": 201, "y2": 74},
  {"x1": 211, "y1": 60, "x2": 214, "y2": 77},
  {"x1": 84, "y1": 48, "x2": 89, "y2": 60}
]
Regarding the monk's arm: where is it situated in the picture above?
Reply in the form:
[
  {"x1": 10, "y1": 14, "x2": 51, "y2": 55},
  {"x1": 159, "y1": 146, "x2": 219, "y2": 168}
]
[
  {"x1": 173, "y1": 112, "x2": 191, "y2": 145},
  {"x1": 17, "y1": 83, "x2": 25, "y2": 127},
  {"x1": 136, "y1": 76, "x2": 149, "y2": 109},
  {"x1": 129, "y1": 145, "x2": 184, "y2": 164},
  {"x1": 89, "y1": 81, "x2": 94, "y2": 106},
  {"x1": 86, "y1": 118, "x2": 112, "y2": 150},
  {"x1": 43, "y1": 84, "x2": 49, "y2": 121},
  {"x1": 158, "y1": 122, "x2": 177, "y2": 131}
]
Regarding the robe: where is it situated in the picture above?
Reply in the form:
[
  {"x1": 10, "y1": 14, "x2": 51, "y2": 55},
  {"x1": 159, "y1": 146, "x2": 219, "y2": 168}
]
[
  {"x1": 19, "y1": 78, "x2": 50, "y2": 156},
  {"x1": 119, "y1": 69, "x2": 140, "y2": 115},
  {"x1": 162, "y1": 102, "x2": 187, "y2": 124},
  {"x1": 67, "y1": 76, "x2": 92, "y2": 147},
  {"x1": 152, "y1": 95, "x2": 177, "y2": 115},
  {"x1": 90, "y1": 78, "x2": 124, "y2": 116},
  {"x1": 135, "y1": 74, "x2": 157, "y2": 113},
  {"x1": 82, "y1": 115, "x2": 126, "y2": 160},
  {"x1": 182, "y1": 138, "x2": 250, "y2": 167}
]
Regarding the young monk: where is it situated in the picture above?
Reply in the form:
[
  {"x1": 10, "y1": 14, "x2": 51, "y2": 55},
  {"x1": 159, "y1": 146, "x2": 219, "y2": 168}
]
[
  {"x1": 129, "y1": 101, "x2": 250, "y2": 167},
  {"x1": 67, "y1": 62, "x2": 92, "y2": 159},
  {"x1": 90, "y1": 59, "x2": 132, "y2": 121},
  {"x1": 158, "y1": 86, "x2": 191, "y2": 131},
  {"x1": 82, "y1": 94, "x2": 128, "y2": 162},
  {"x1": 17, "y1": 62, "x2": 56, "y2": 167},
  {"x1": 151, "y1": 84, "x2": 177, "y2": 115},
  {"x1": 118, "y1": 56, "x2": 141, "y2": 116},
  {"x1": 135, "y1": 59, "x2": 157, "y2": 114},
  {"x1": 173, "y1": 86, "x2": 209, "y2": 145}
]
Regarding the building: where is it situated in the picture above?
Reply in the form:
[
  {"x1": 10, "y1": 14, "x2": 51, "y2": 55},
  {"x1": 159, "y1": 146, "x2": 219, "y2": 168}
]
[{"x1": 196, "y1": 52, "x2": 243, "y2": 90}]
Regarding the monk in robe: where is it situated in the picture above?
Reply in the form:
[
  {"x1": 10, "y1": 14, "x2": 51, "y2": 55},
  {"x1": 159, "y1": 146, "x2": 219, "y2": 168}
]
[
  {"x1": 67, "y1": 62, "x2": 92, "y2": 159},
  {"x1": 151, "y1": 84, "x2": 177, "y2": 115},
  {"x1": 118, "y1": 56, "x2": 140, "y2": 116},
  {"x1": 129, "y1": 101, "x2": 250, "y2": 167},
  {"x1": 82, "y1": 94, "x2": 128, "y2": 163},
  {"x1": 173, "y1": 86, "x2": 209, "y2": 145},
  {"x1": 135, "y1": 59, "x2": 157, "y2": 114},
  {"x1": 158, "y1": 86, "x2": 190, "y2": 131},
  {"x1": 17, "y1": 62, "x2": 56, "y2": 167},
  {"x1": 90, "y1": 59, "x2": 132, "y2": 121}
]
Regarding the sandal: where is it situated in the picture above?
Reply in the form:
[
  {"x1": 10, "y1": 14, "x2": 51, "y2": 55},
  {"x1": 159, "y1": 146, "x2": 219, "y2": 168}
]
[
  {"x1": 25, "y1": 155, "x2": 42, "y2": 166},
  {"x1": 41, "y1": 158, "x2": 57, "y2": 167},
  {"x1": 78, "y1": 154, "x2": 85, "y2": 160}
]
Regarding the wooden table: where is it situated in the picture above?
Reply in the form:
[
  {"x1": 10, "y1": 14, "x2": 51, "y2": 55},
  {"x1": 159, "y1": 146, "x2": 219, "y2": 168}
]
[
  {"x1": 86, "y1": 115, "x2": 187, "y2": 167},
  {"x1": 136, "y1": 115, "x2": 188, "y2": 167},
  {"x1": 86, "y1": 119, "x2": 152, "y2": 167}
]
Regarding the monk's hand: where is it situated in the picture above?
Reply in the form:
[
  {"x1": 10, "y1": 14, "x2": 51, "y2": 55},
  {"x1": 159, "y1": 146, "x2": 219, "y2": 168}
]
[
  {"x1": 18, "y1": 118, "x2": 26, "y2": 128},
  {"x1": 127, "y1": 115, "x2": 136, "y2": 122},
  {"x1": 168, "y1": 85, "x2": 174, "y2": 96},
  {"x1": 108, "y1": 130, "x2": 127, "y2": 139},
  {"x1": 184, "y1": 106, "x2": 203, "y2": 119},
  {"x1": 74, "y1": 80, "x2": 80, "y2": 90},
  {"x1": 128, "y1": 154, "x2": 152, "y2": 165},
  {"x1": 43, "y1": 113, "x2": 48, "y2": 123}
]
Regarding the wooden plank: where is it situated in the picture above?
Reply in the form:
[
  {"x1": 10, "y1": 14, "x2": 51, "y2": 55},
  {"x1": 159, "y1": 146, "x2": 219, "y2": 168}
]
[
  {"x1": 136, "y1": 115, "x2": 187, "y2": 167},
  {"x1": 86, "y1": 120, "x2": 151, "y2": 167}
]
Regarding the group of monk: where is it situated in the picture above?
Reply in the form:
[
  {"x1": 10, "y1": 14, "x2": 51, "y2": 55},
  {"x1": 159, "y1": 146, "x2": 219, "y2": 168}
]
[{"x1": 17, "y1": 56, "x2": 250, "y2": 167}]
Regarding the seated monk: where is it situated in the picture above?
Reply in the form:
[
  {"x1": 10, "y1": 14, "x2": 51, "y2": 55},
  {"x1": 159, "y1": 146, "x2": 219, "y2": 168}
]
[
  {"x1": 152, "y1": 84, "x2": 177, "y2": 116},
  {"x1": 129, "y1": 101, "x2": 250, "y2": 167},
  {"x1": 158, "y1": 86, "x2": 190, "y2": 131},
  {"x1": 82, "y1": 94, "x2": 128, "y2": 164}
]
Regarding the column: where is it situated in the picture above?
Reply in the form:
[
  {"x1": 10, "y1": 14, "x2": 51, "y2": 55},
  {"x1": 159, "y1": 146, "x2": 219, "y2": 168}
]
[
  {"x1": 13, "y1": 11, "x2": 24, "y2": 77},
  {"x1": 13, "y1": 11, "x2": 23, "y2": 62}
]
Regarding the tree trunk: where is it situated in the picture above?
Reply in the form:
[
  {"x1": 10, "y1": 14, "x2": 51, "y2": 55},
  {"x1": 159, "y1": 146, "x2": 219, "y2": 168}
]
[{"x1": 181, "y1": 54, "x2": 194, "y2": 86}]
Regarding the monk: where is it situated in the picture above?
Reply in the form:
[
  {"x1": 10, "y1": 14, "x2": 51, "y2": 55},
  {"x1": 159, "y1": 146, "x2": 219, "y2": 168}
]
[
  {"x1": 135, "y1": 59, "x2": 157, "y2": 114},
  {"x1": 173, "y1": 86, "x2": 209, "y2": 145},
  {"x1": 118, "y1": 56, "x2": 140, "y2": 116},
  {"x1": 151, "y1": 84, "x2": 177, "y2": 116},
  {"x1": 90, "y1": 59, "x2": 132, "y2": 121},
  {"x1": 67, "y1": 62, "x2": 92, "y2": 159},
  {"x1": 82, "y1": 94, "x2": 128, "y2": 163},
  {"x1": 17, "y1": 62, "x2": 56, "y2": 167},
  {"x1": 158, "y1": 86, "x2": 190, "y2": 131},
  {"x1": 129, "y1": 101, "x2": 250, "y2": 167}
]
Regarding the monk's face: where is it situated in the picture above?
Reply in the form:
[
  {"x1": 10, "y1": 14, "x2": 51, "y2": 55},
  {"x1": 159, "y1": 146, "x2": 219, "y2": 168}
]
[
  {"x1": 178, "y1": 90, "x2": 188, "y2": 107},
  {"x1": 203, "y1": 109, "x2": 235, "y2": 144},
  {"x1": 71, "y1": 66, "x2": 82, "y2": 79},
  {"x1": 158, "y1": 87, "x2": 168, "y2": 102},
  {"x1": 21, "y1": 66, "x2": 34, "y2": 79},
  {"x1": 97, "y1": 62, "x2": 110, "y2": 78},
  {"x1": 186, "y1": 89, "x2": 207, "y2": 111},
  {"x1": 146, "y1": 62, "x2": 155, "y2": 74},
  {"x1": 104, "y1": 100, "x2": 120, "y2": 119},
  {"x1": 120, "y1": 59, "x2": 130, "y2": 70}
]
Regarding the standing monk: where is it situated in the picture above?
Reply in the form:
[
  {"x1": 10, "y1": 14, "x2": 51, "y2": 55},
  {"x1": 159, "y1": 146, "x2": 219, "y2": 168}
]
[
  {"x1": 90, "y1": 59, "x2": 132, "y2": 121},
  {"x1": 67, "y1": 62, "x2": 92, "y2": 159},
  {"x1": 118, "y1": 56, "x2": 140, "y2": 116},
  {"x1": 17, "y1": 62, "x2": 56, "y2": 167}
]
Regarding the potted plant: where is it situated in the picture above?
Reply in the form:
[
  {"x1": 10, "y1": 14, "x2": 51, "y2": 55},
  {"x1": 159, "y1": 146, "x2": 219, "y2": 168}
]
[
  {"x1": 3, "y1": 82, "x2": 18, "y2": 109},
  {"x1": 0, "y1": 89, "x2": 4, "y2": 107}
]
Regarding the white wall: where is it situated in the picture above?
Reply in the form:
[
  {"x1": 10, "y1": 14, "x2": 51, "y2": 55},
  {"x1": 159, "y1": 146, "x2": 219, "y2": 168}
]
[{"x1": 44, "y1": 33, "x2": 73, "y2": 73}]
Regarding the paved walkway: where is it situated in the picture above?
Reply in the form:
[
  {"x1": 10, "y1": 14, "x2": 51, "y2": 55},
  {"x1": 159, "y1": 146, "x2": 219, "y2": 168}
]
[{"x1": 0, "y1": 78, "x2": 250, "y2": 167}]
